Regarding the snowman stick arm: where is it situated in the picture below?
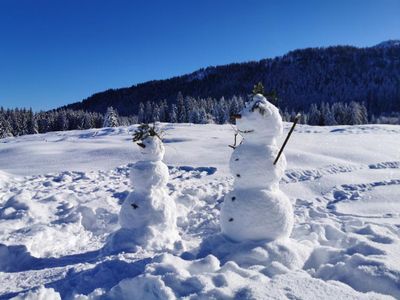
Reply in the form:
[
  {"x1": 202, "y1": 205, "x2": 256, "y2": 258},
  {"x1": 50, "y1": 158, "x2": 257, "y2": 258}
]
[
  {"x1": 229, "y1": 132, "x2": 239, "y2": 149},
  {"x1": 273, "y1": 114, "x2": 301, "y2": 165}
]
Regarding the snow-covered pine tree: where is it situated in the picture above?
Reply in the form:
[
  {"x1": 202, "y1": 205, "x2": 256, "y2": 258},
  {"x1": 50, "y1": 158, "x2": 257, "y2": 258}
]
[
  {"x1": 197, "y1": 107, "x2": 208, "y2": 124},
  {"x1": 300, "y1": 113, "x2": 308, "y2": 124},
  {"x1": 10, "y1": 109, "x2": 22, "y2": 136},
  {"x1": 332, "y1": 102, "x2": 344, "y2": 124},
  {"x1": 145, "y1": 102, "x2": 153, "y2": 123},
  {"x1": 137, "y1": 102, "x2": 146, "y2": 123},
  {"x1": 308, "y1": 103, "x2": 321, "y2": 125},
  {"x1": 177, "y1": 92, "x2": 187, "y2": 123},
  {"x1": 94, "y1": 113, "x2": 105, "y2": 128},
  {"x1": 189, "y1": 107, "x2": 200, "y2": 124},
  {"x1": 321, "y1": 102, "x2": 337, "y2": 125},
  {"x1": 214, "y1": 97, "x2": 229, "y2": 124},
  {"x1": 360, "y1": 102, "x2": 368, "y2": 124},
  {"x1": 342, "y1": 103, "x2": 353, "y2": 125},
  {"x1": 0, "y1": 114, "x2": 13, "y2": 138},
  {"x1": 159, "y1": 100, "x2": 168, "y2": 122},
  {"x1": 103, "y1": 106, "x2": 120, "y2": 127},
  {"x1": 152, "y1": 104, "x2": 161, "y2": 122},
  {"x1": 169, "y1": 104, "x2": 178, "y2": 123},
  {"x1": 229, "y1": 96, "x2": 239, "y2": 118},
  {"x1": 282, "y1": 108, "x2": 291, "y2": 122},
  {"x1": 290, "y1": 110, "x2": 298, "y2": 122},
  {"x1": 56, "y1": 110, "x2": 69, "y2": 131},
  {"x1": 349, "y1": 101, "x2": 365, "y2": 125},
  {"x1": 27, "y1": 108, "x2": 39, "y2": 134},
  {"x1": 18, "y1": 108, "x2": 28, "y2": 136},
  {"x1": 81, "y1": 113, "x2": 94, "y2": 129}
]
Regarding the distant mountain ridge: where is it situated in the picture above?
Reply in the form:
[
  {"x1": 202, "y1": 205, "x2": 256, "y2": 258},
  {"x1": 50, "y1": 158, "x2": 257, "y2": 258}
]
[
  {"x1": 373, "y1": 40, "x2": 400, "y2": 48},
  {"x1": 62, "y1": 40, "x2": 400, "y2": 116}
]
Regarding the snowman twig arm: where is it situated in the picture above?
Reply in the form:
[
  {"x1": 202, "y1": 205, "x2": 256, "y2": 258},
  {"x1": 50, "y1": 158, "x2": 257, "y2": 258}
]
[
  {"x1": 273, "y1": 114, "x2": 301, "y2": 165},
  {"x1": 228, "y1": 122, "x2": 248, "y2": 149},
  {"x1": 229, "y1": 132, "x2": 239, "y2": 149},
  {"x1": 237, "y1": 129, "x2": 254, "y2": 134}
]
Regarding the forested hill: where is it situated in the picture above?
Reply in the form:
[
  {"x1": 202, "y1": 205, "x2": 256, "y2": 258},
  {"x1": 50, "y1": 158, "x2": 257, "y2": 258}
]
[{"x1": 63, "y1": 41, "x2": 400, "y2": 116}]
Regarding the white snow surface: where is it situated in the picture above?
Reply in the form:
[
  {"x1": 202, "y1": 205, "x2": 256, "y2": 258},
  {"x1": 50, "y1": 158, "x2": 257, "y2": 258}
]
[{"x1": 0, "y1": 123, "x2": 400, "y2": 299}]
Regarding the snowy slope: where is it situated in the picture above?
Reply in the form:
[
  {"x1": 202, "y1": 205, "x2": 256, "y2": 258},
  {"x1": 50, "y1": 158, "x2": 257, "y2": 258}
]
[{"x1": 0, "y1": 123, "x2": 399, "y2": 299}]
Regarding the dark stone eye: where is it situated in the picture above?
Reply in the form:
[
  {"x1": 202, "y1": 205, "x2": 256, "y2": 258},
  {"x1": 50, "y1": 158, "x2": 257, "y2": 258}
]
[
  {"x1": 231, "y1": 197, "x2": 236, "y2": 201},
  {"x1": 229, "y1": 218, "x2": 234, "y2": 222},
  {"x1": 236, "y1": 174, "x2": 241, "y2": 178},
  {"x1": 131, "y1": 203, "x2": 139, "y2": 209},
  {"x1": 235, "y1": 158, "x2": 239, "y2": 161}
]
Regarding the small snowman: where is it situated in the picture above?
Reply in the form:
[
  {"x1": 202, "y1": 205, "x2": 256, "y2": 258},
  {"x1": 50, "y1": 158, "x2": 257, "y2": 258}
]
[
  {"x1": 220, "y1": 94, "x2": 294, "y2": 242},
  {"x1": 106, "y1": 124, "x2": 179, "y2": 252}
]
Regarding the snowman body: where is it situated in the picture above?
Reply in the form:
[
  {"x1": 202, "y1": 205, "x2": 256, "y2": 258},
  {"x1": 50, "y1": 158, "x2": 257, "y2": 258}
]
[
  {"x1": 220, "y1": 94, "x2": 293, "y2": 242},
  {"x1": 118, "y1": 135, "x2": 179, "y2": 250}
]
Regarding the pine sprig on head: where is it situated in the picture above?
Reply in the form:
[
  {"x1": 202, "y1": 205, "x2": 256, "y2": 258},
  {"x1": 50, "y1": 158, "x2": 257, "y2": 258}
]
[{"x1": 132, "y1": 123, "x2": 163, "y2": 143}]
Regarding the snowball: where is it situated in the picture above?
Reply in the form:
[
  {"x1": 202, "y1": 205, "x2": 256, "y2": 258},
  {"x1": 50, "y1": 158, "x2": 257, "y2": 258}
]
[
  {"x1": 129, "y1": 161, "x2": 169, "y2": 191},
  {"x1": 119, "y1": 189, "x2": 177, "y2": 231},
  {"x1": 230, "y1": 143, "x2": 286, "y2": 190},
  {"x1": 221, "y1": 189, "x2": 293, "y2": 242},
  {"x1": 236, "y1": 94, "x2": 283, "y2": 143},
  {"x1": 137, "y1": 136, "x2": 165, "y2": 161}
]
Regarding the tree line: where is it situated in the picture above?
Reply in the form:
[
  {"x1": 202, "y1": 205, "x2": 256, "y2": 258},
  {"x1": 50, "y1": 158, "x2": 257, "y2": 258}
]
[
  {"x1": 0, "y1": 107, "x2": 136, "y2": 138},
  {"x1": 282, "y1": 101, "x2": 369, "y2": 125},
  {"x1": 3, "y1": 91, "x2": 391, "y2": 139}
]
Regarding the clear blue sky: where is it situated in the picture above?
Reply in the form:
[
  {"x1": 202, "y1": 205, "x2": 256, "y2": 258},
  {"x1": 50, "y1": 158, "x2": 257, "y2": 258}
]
[{"x1": 1, "y1": 0, "x2": 399, "y2": 111}]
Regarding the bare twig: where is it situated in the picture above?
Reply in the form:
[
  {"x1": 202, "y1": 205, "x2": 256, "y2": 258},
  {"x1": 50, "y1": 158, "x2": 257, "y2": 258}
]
[
  {"x1": 274, "y1": 113, "x2": 301, "y2": 165},
  {"x1": 229, "y1": 132, "x2": 239, "y2": 149},
  {"x1": 132, "y1": 123, "x2": 163, "y2": 143}
]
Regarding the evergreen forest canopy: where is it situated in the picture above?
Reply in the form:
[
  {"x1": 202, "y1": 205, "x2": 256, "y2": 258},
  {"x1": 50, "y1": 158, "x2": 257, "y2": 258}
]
[{"x1": 0, "y1": 95, "x2": 384, "y2": 139}]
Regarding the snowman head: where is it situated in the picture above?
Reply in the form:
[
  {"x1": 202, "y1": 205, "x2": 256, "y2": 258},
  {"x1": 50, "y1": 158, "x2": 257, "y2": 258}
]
[
  {"x1": 133, "y1": 124, "x2": 165, "y2": 161},
  {"x1": 138, "y1": 135, "x2": 165, "y2": 161},
  {"x1": 236, "y1": 94, "x2": 283, "y2": 141}
]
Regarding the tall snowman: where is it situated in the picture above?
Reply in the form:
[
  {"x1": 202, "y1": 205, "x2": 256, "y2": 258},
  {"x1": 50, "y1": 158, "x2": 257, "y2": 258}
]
[
  {"x1": 220, "y1": 94, "x2": 293, "y2": 242},
  {"x1": 106, "y1": 124, "x2": 179, "y2": 252}
]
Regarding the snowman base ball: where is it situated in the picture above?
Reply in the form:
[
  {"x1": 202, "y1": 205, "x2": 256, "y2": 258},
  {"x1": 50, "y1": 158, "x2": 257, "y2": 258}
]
[
  {"x1": 119, "y1": 189, "x2": 177, "y2": 231},
  {"x1": 221, "y1": 189, "x2": 294, "y2": 242}
]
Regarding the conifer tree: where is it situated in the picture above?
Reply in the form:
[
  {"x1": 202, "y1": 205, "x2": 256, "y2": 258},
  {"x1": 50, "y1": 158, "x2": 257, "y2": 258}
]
[
  {"x1": 137, "y1": 103, "x2": 146, "y2": 123},
  {"x1": 103, "y1": 107, "x2": 120, "y2": 127},
  {"x1": 0, "y1": 114, "x2": 12, "y2": 138},
  {"x1": 308, "y1": 104, "x2": 321, "y2": 125},
  {"x1": 145, "y1": 102, "x2": 153, "y2": 123},
  {"x1": 27, "y1": 108, "x2": 39, "y2": 134},
  {"x1": 177, "y1": 92, "x2": 187, "y2": 123},
  {"x1": 169, "y1": 104, "x2": 178, "y2": 123},
  {"x1": 152, "y1": 104, "x2": 160, "y2": 122}
]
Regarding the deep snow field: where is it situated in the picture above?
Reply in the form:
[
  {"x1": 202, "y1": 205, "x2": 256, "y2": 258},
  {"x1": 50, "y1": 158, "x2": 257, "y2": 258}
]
[{"x1": 0, "y1": 123, "x2": 399, "y2": 299}]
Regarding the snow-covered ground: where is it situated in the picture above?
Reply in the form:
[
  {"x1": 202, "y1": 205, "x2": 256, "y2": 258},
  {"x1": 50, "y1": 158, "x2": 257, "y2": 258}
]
[{"x1": 0, "y1": 123, "x2": 399, "y2": 299}]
